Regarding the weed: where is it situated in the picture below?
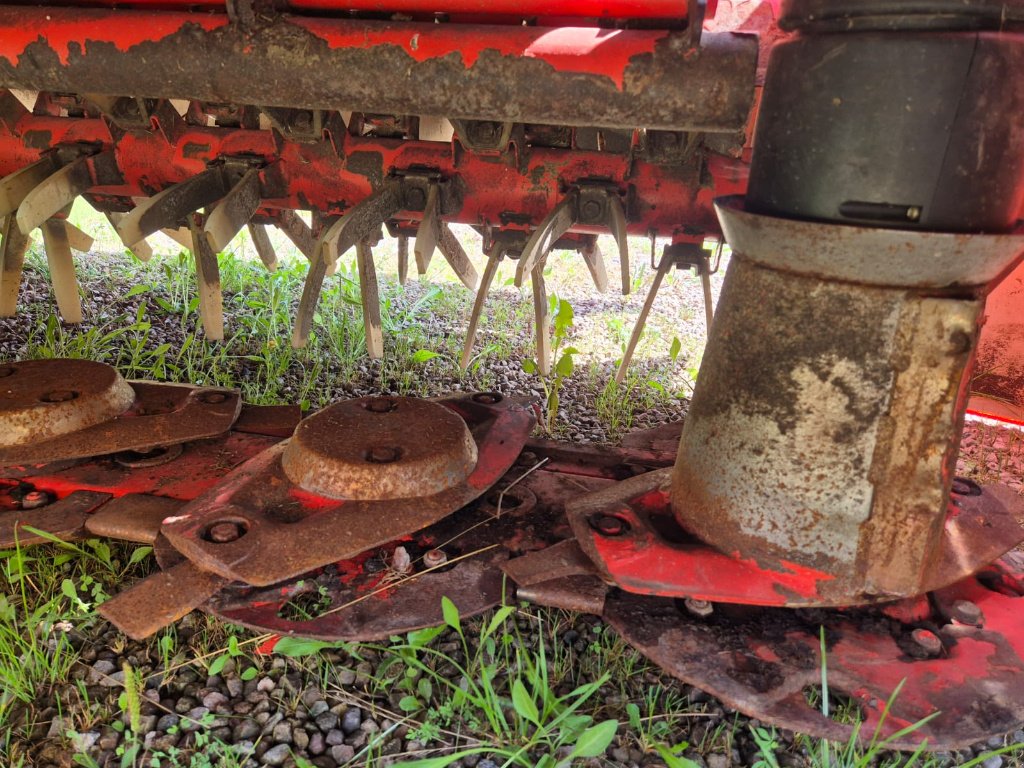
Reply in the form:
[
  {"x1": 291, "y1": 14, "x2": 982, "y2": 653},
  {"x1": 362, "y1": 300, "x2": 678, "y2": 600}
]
[{"x1": 523, "y1": 295, "x2": 579, "y2": 433}]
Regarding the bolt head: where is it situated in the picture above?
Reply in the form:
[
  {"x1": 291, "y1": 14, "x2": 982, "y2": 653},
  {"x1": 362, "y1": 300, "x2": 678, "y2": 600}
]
[
  {"x1": 21, "y1": 490, "x2": 50, "y2": 509},
  {"x1": 580, "y1": 199, "x2": 603, "y2": 221},
  {"x1": 423, "y1": 549, "x2": 448, "y2": 568},
  {"x1": 951, "y1": 599, "x2": 983, "y2": 626},
  {"x1": 589, "y1": 514, "x2": 629, "y2": 537},
  {"x1": 207, "y1": 521, "x2": 243, "y2": 543},
  {"x1": 911, "y1": 628, "x2": 943, "y2": 656}
]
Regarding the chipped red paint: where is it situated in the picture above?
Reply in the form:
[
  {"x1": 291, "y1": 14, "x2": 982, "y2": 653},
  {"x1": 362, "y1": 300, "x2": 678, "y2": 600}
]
[
  {"x1": 0, "y1": 10, "x2": 227, "y2": 67},
  {"x1": 289, "y1": 0, "x2": 687, "y2": 19}
]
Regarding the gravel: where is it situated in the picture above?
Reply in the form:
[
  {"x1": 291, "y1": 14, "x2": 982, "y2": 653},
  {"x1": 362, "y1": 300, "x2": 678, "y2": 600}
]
[{"x1": 2, "y1": 245, "x2": 1023, "y2": 767}]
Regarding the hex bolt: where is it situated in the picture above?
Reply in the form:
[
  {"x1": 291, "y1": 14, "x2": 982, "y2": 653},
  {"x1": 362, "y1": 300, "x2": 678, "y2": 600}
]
[
  {"x1": 683, "y1": 598, "x2": 714, "y2": 618},
  {"x1": 910, "y1": 628, "x2": 943, "y2": 656},
  {"x1": 906, "y1": 206, "x2": 922, "y2": 222},
  {"x1": 207, "y1": 521, "x2": 244, "y2": 543},
  {"x1": 947, "y1": 329, "x2": 972, "y2": 355},
  {"x1": 366, "y1": 446, "x2": 400, "y2": 464},
  {"x1": 198, "y1": 391, "x2": 228, "y2": 405},
  {"x1": 365, "y1": 397, "x2": 397, "y2": 413},
  {"x1": 423, "y1": 549, "x2": 448, "y2": 568},
  {"x1": 950, "y1": 599, "x2": 983, "y2": 626},
  {"x1": 40, "y1": 389, "x2": 78, "y2": 403},
  {"x1": 405, "y1": 187, "x2": 426, "y2": 210},
  {"x1": 517, "y1": 450, "x2": 539, "y2": 466},
  {"x1": 21, "y1": 490, "x2": 51, "y2": 510},
  {"x1": 580, "y1": 199, "x2": 603, "y2": 221},
  {"x1": 589, "y1": 514, "x2": 629, "y2": 537},
  {"x1": 291, "y1": 110, "x2": 313, "y2": 130}
]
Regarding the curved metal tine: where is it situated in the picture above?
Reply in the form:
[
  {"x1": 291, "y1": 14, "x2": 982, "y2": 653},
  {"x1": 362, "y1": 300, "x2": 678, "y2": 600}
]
[
  {"x1": 115, "y1": 167, "x2": 230, "y2": 246},
  {"x1": 0, "y1": 214, "x2": 31, "y2": 316},
  {"x1": 105, "y1": 212, "x2": 153, "y2": 261},
  {"x1": 460, "y1": 242, "x2": 503, "y2": 371},
  {"x1": 514, "y1": 192, "x2": 577, "y2": 288},
  {"x1": 17, "y1": 153, "x2": 109, "y2": 235},
  {"x1": 275, "y1": 209, "x2": 317, "y2": 263},
  {"x1": 413, "y1": 183, "x2": 440, "y2": 275},
  {"x1": 247, "y1": 222, "x2": 278, "y2": 271},
  {"x1": 40, "y1": 218, "x2": 83, "y2": 323},
  {"x1": 63, "y1": 221, "x2": 94, "y2": 253},
  {"x1": 579, "y1": 235, "x2": 608, "y2": 293},
  {"x1": 204, "y1": 168, "x2": 262, "y2": 253},
  {"x1": 161, "y1": 227, "x2": 193, "y2": 251},
  {"x1": 356, "y1": 239, "x2": 383, "y2": 358},
  {"x1": 607, "y1": 192, "x2": 631, "y2": 295},
  {"x1": 530, "y1": 255, "x2": 551, "y2": 376},
  {"x1": 291, "y1": 185, "x2": 402, "y2": 349},
  {"x1": 615, "y1": 250, "x2": 673, "y2": 384},
  {"x1": 0, "y1": 156, "x2": 61, "y2": 217},
  {"x1": 397, "y1": 233, "x2": 409, "y2": 285},
  {"x1": 438, "y1": 222, "x2": 480, "y2": 291},
  {"x1": 187, "y1": 213, "x2": 224, "y2": 341}
]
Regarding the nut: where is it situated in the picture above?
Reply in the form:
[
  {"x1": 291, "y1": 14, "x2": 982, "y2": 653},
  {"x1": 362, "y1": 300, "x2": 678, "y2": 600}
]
[
  {"x1": 683, "y1": 598, "x2": 714, "y2": 618},
  {"x1": 207, "y1": 521, "x2": 244, "y2": 543},
  {"x1": 589, "y1": 514, "x2": 629, "y2": 537},
  {"x1": 423, "y1": 549, "x2": 448, "y2": 568},
  {"x1": 910, "y1": 628, "x2": 943, "y2": 656},
  {"x1": 950, "y1": 599, "x2": 983, "y2": 626},
  {"x1": 21, "y1": 490, "x2": 51, "y2": 510}
]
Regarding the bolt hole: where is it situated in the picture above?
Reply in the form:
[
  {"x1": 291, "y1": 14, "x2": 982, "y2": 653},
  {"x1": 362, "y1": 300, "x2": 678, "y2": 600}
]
[
  {"x1": 40, "y1": 389, "x2": 79, "y2": 403},
  {"x1": 589, "y1": 514, "x2": 630, "y2": 537},
  {"x1": 951, "y1": 476, "x2": 982, "y2": 497},
  {"x1": 365, "y1": 446, "x2": 401, "y2": 464},
  {"x1": 0, "y1": 366, "x2": 15, "y2": 378},
  {"x1": 198, "y1": 391, "x2": 229, "y2": 405},
  {"x1": 364, "y1": 397, "x2": 398, "y2": 414},
  {"x1": 472, "y1": 392, "x2": 503, "y2": 405}
]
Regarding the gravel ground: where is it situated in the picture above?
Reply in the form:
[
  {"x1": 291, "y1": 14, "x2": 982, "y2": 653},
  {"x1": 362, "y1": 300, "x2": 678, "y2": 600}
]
[{"x1": 2, "y1": 234, "x2": 1023, "y2": 768}]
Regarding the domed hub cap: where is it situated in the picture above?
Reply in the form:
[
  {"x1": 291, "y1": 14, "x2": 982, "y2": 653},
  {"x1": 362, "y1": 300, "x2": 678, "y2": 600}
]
[
  {"x1": 0, "y1": 359, "x2": 135, "y2": 448},
  {"x1": 282, "y1": 396, "x2": 478, "y2": 500}
]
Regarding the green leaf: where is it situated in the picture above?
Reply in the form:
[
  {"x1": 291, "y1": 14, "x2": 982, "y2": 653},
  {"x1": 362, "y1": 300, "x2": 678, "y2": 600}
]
[
  {"x1": 441, "y1": 596, "x2": 460, "y2": 632},
  {"x1": 388, "y1": 749, "x2": 490, "y2": 768},
  {"x1": 411, "y1": 349, "x2": 441, "y2": 364},
  {"x1": 626, "y1": 702, "x2": 641, "y2": 730},
  {"x1": 398, "y1": 695, "x2": 422, "y2": 713},
  {"x1": 127, "y1": 546, "x2": 152, "y2": 567},
  {"x1": 521, "y1": 358, "x2": 537, "y2": 375},
  {"x1": 417, "y1": 677, "x2": 433, "y2": 701},
  {"x1": 124, "y1": 284, "x2": 151, "y2": 298},
  {"x1": 655, "y1": 744, "x2": 702, "y2": 768},
  {"x1": 227, "y1": 635, "x2": 240, "y2": 656},
  {"x1": 511, "y1": 679, "x2": 539, "y2": 724},
  {"x1": 61, "y1": 579, "x2": 78, "y2": 602},
  {"x1": 273, "y1": 637, "x2": 336, "y2": 657},
  {"x1": 669, "y1": 336, "x2": 682, "y2": 362},
  {"x1": 407, "y1": 624, "x2": 446, "y2": 647},
  {"x1": 208, "y1": 654, "x2": 228, "y2": 676},
  {"x1": 482, "y1": 605, "x2": 514, "y2": 641},
  {"x1": 554, "y1": 353, "x2": 574, "y2": 378},
  {"x1": 570, "y1": 719, "x2": 618, "y2": 758},
  {"x1": 240, "y1": 667, "x2": 258, "y2": 681}
]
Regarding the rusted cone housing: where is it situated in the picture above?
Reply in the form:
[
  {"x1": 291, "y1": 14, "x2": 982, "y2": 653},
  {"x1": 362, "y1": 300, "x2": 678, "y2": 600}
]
[{"x1": 670, "y1": 197, "x2": 1024, "y2": 604}]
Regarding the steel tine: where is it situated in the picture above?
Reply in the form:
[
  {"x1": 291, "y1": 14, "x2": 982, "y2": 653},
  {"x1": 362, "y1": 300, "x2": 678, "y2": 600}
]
[
  {"x1": 41, "y1": 218, "x2": 83, "y2": 323},
  {"x1": 247, "y1": 221, "x2": 278, "y2": 271},
  {"x1": 531, "y1": 257, "x2": 551, "y2": 376},
  {"x1": 63, "y1": 221, "x2": 94, "y2": 253},
  {"x1": 356, "y1": 239, "x2": 384, "y2": 358},
  {"x1": 17, "y1": 154, "x2": 103, "y2": 235},
  {"x1": 275, "y1": 209, "x2": 316, "y2": 263},
  {"x1": 514, "y1": 192, "x2": 577, "y2": 287},
  {"x1": 615, "y1": 251, "x2": 673, "y2": 384},
  {"x1": 115, "y1": 167, "x2": 230, "y2": 245},
  {"x1": 607, "y1": 192, "x2": 631, "y2": 295},
  {"x1": 292, "y1": 186, "x2": 401, "y2": 348},
  {"x1": 397, "y1": 233, "x2": 409, "y2": 285},
  {"x1": 438, "y1": 222, "x2": 479, "y2": 290},
  {"x1": 579, "y1": 235, "x2": 608, "y2": 293},
  {"x1": 0, "y1": 156, "x2": 61, "y2": 217},
  {"x1": 161, "y1": 227, "x2": 193, "y2": 250},
  {"x1": 187, "y1": 213, "x2": 224, "y2": 341},
  {"x1": 460, "y1": 243, "x2": 502, "y2": 371},
  {"x1": 413, "y1": 183, "x2": 440, "y2": 274},
  {"x1": 0, "y1": 214, "x2": 30, "y2": 316},
  {"x1": 204, "y1": 167, "x2": 262, "y2": 252},
  {"x1": 105, "y1": 212, "x2": 154, "y2": 261}
]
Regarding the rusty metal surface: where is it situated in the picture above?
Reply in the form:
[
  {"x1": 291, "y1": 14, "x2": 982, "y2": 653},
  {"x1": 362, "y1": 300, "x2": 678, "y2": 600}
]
[
  {"x1": 0, "y1": 8, "x2": 758, "y2": 132},
  {"x1": 973, "y1": 256, "x2": 1024, "y2": 416},
  {"x1": 281, "y1": 397, "x2": 477, "y2": 500},
  {"x1": 517, "y1": 575, "x2": 609, "y2": 615},
  {"x1": 98, "y1": 559, "x2": 228, "y2": 641},
  {"x1": 233, "y1": 403, "x2": 303, "y2": 438},
  {"x1": 672, "y1": 254, "x2": 989, "y2": 601},
  {"x1": 0, "y1": 359, "x2": 135, "y2": 448},
  {"x1": 161, "y1": 393, "x2": 534, "y2": 586},
  {"x1": 209, "y1": 461, "x2": 611, "y2": 640},
  {"x1": 716, "y1": 197, "x2": 1024, "y2": 288},
  {"x1": 570, "y1": 466, "x2": 1024, "y2": 606},
  {"x1": 0, "y1": 489, "x2": 110, "y2": 547},
  {"x1": 84, "y1": 493, "x2": 184, "y2": 544},
  {"x1": 0, "y1": 379, "x2": 242, "y2": 466},
  {"x1": 502, "y1": 538, "x2": 600, "y2": 587},
  {"x1": 605, "y1": 553, "x2": 1024, "y2": 751}
]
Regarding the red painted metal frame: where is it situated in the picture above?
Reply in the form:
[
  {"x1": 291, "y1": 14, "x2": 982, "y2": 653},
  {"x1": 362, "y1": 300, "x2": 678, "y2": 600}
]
[{"x1": 0, "y1": 109, "x2": 745, "y2": 236}]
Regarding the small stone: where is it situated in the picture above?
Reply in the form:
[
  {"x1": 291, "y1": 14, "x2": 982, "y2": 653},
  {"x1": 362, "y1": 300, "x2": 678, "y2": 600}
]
[
  {"x1": 70, "y1": 731, "x2": 99, "y2": 753},
  {"x1": 981, "y1": 757, "x2": 1004, "y2": 768},
  {"x1": 316, "y1": 711, "x2": 339, "y2": 732},
  {"x1": 88, "y1": 659, "x2": 116, "y2": 684},
  {"x1": 257, "y1": 676, "x2": 276, "y2": 692},
  {"x1": 707, "y1": 755, "x2": 730, "y2": 768},
  {"x1": 272, "y1": 721, "x2": 293, "y2": 744},
  {"x1": 225, "y1": 677, "x2": 244, "y2": 698},
  {"x1": 156, "y1": 714, "x2": 179, "y2": 732},
  {"x1": 341, "y1": 707, "x2": 362, "y2": 734},
  {"x1": 202, "y1": 690, "x2": 228, "y2": 710},
  {"x1": 337, "y1": 668, "x2": 356, "y2": 686},
  {"x1": 326, "y1": 729, "x2": 345, "y2": 746},
  {"x1": 136, "y1": 715, "x2": 157, "y2": 735},
  {"x1": 331, "y1": 744, "x2": 356, "y2": 763},
  {"x1": 98, "y1": 731, "x2": 119, "y2": 751},
  {"x1": 261, "y1": 742, "x2": 292, "y2": 766},
  {"x1": 308, "y1": 700, "x2": 329, "y2": 717},
  {"x1": 359, "y1": 718, "x2": 379, "y2": 735},
  {"x1": 234, "y1": 720, "x2": 260, "y2": 741},
  {"x1": 308, "y1": 732, "x2": 326, "y2": 755}
]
